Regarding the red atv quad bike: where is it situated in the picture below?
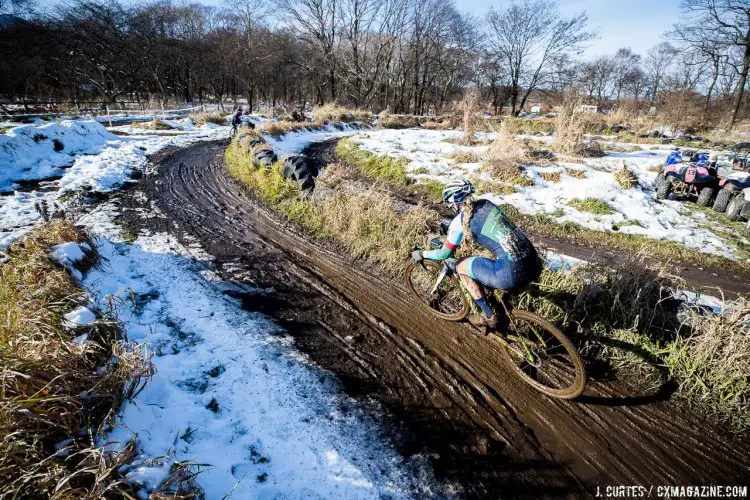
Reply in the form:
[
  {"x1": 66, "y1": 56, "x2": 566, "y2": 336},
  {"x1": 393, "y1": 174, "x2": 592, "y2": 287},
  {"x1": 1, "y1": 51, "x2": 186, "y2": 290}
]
[
  {"x1": 655, "y1": 160, "x2": 718, "y2": 207},
  {"x1": 712, "y1": 143, "x2": 750, "y2": 212}
]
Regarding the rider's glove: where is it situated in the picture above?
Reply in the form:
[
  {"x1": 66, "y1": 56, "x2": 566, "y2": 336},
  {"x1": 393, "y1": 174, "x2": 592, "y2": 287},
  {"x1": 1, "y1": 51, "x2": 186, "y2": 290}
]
[{"x1": 411, "y1": 249, "x2": 423, "y2": 262}]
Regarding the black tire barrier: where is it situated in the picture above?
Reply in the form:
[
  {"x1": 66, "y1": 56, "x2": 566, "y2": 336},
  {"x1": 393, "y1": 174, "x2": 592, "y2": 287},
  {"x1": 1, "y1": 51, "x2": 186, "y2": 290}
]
[
  {"x1": 282, "y1": 155, "x2": 318, "y2": 194},
  {"x1": 253, "y1": 148, "x2": 277, "y2": 169},
  {"x1": 282, "y1": 155, "x2": 318, "y2": 180}
]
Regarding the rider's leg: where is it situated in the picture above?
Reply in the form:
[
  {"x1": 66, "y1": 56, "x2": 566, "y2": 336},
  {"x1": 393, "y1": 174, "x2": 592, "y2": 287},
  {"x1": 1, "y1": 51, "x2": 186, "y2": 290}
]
[{"x1": 457, "y1": 257, "x2": 495, "y2": 321}]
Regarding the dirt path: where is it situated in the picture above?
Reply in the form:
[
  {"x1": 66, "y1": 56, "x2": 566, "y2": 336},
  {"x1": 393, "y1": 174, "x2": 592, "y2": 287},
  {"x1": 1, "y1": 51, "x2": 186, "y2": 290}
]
[{"x1": 119, "y1": 140, "x2": 750, "y2": 497}]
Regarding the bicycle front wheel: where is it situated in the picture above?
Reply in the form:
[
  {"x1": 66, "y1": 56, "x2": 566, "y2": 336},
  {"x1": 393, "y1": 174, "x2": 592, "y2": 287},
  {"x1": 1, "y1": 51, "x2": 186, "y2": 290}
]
[
  {"x1": 404, "y1": 259, "x2": 469, "y2": 321},
  {"x1": 495, "y1": 310, "x2": 586, "y2": 399}
]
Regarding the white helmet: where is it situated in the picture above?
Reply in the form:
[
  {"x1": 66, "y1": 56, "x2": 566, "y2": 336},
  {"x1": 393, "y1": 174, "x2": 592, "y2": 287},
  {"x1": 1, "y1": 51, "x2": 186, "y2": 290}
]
[{"x1": 442, "y1": 178, "x2": 475, "y2": 204}]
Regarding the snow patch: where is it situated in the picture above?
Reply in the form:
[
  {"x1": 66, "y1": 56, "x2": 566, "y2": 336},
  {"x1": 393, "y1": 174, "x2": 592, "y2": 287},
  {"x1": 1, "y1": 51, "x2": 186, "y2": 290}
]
[
  {"x1": 63, "y1": 306, "x2": 96, "y2": 327},
  {"x1": 0, "y1": 120, "x2": 116, "y2": 192},
  {"x1": 77, "y1": 205, "x2": 436, "y2": 499}
]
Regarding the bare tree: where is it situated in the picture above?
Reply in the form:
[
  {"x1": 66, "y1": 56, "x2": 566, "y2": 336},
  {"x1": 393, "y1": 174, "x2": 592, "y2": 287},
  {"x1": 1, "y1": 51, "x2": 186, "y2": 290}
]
[
  {"x1": 611, "y1": 48, "x2": 641, "y2": 105},
  {"x1": 644, "y1": 42, "x2": 677, "y2": 103},
  {"x1": 484, "y1": 0, "x2": 595, "y2": 115},
  {"x1": 674, "y1": 0, "x2": 750, "y2": 128},
  {"x1": 275, "y1": 0, "x2": 339, "y2": 101}
]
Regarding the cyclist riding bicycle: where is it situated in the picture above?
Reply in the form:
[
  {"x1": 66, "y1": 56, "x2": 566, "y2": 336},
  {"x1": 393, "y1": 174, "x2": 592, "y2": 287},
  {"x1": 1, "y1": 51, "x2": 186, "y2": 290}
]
[{"x1": 411, "y1": 178, "x2": 542, "y2": 329}]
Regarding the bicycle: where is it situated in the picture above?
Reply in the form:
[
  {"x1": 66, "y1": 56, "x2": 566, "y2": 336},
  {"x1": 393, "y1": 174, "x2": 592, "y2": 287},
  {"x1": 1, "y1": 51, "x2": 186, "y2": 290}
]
[{"x1": 404, "y1": 252, "x2": 587, "y2": 399}]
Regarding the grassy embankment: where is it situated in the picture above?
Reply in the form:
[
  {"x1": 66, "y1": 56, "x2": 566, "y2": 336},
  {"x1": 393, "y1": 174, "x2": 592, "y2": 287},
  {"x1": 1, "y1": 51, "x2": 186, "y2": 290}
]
[
  {"x1": 0, "y1": 221, "x2": 153, "y2": 496},
  {"x1": 188, "y1": 112, "x2": 227, "y2": 126},
  {"x1": 226, "y1": 129, "x2": 749, "y2": 430},
  {"x1": 226, "y1": 130, "x2": 434, "y2": 273},
  {"x1": 131, "y1": 119, "x2": 175, "y2": 131},
  {"x1": 256, "y1": 103, "x2": 373, "y2": 138}
]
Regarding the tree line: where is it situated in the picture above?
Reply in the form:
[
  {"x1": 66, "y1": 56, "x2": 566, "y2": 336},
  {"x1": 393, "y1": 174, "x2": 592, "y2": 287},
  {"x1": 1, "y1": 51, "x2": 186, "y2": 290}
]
[{"x1": 0, "y1": 0, "x2": 748, "y2": 127}]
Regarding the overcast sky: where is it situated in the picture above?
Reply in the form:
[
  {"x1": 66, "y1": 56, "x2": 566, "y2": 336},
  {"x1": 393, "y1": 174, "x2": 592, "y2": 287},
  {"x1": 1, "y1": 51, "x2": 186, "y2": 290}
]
[{"x1": 32, "y1": 0, "x2": 680, "y2": 58}]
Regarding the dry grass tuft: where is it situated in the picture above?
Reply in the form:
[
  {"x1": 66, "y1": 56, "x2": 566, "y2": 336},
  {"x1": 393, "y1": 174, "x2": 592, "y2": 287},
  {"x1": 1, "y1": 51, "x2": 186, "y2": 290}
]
[
  {"x1": 189, "y1": 112, "x2": 227, "y2": 126},
  {"x1": 257, "y1": 120, "x2": 311, "y2": 137},
  {"x1": 566, "y1": 167, "x2": 587, "y2": 179},
  {"x1": 0, "y1": 221, "x2": 154, "y2": 496},
  {"x1": 448, "y1": 150, "x2": 480, "y2": 163},
  {"x1": 516, "y1": 254, "x2": 750, "y2": 429},
  {"x1": 614, "y1": 163, "x2": 639, "y2": 189},
  {"x1": 132, "y1": 119, "x2": 174, "y2": 131},
  {"x1": 422, "y1": 120, "x2": 452, "y2": 130},
  {"x1": 458, "y1": 89, "x2": 480, "y2": 145},
  {"x1": 648, "y1": 164, "x2": 663, "y2": 173},
  {"x1": 312, "y1": 103, "x2": 371, "y2": 123},
  {"x1": 482, "y1": 124, "x2": 535, "y2": 186},
  {"x1": 573, "y1": 140, "x2": 607, "y2": 158},
  {"x1": 540, "y1": 171, "x2": 561, "y2": 183},
  {"x1": 377, "y1": 112, "x2": 423, "y2": 129},
  {"x1": 553, "y1": 98, "x2": 587, "y2": 154}
]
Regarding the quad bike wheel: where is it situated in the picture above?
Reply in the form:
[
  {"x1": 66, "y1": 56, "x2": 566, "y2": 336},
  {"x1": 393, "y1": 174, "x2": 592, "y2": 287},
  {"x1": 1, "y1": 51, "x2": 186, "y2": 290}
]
[
  {"x1": 653, "y1": 172, "x2": 666, "y2": 188},
  {"x1": 696, "y1": 186, "x2": 715, "y2": 207},
  {"x1": 726, "y1": 196, "x2": 745, "y2": 221},
  {"x1": 656, "y1": 177, "x2": 672, "y2": 200},
  {"x1": 712, "y1": 188, "x2": 733, "y2": 213}
]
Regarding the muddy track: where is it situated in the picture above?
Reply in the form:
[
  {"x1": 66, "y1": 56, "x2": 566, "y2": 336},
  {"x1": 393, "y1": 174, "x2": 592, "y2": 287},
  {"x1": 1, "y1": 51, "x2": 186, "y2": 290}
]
[{"x1": 120, "y1": 140, "x2": 749, "y2": 497}]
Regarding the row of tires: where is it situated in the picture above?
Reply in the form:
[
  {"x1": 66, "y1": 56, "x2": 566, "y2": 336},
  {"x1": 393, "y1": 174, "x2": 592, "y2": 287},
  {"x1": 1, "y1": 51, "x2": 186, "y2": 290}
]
[{"x1": 247, "y1": 138, "x2": 318, "y2": 195}]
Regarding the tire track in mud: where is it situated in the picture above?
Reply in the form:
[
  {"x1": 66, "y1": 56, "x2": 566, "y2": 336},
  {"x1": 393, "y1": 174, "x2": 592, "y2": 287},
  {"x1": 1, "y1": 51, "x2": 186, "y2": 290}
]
[{"x1": 123, "y1": 140, "x2": 749, "y2": 497}]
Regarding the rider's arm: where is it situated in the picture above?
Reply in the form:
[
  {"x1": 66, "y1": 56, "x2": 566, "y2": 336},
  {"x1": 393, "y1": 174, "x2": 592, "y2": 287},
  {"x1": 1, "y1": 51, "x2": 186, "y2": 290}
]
[{"x1": 423, "y1": 214, "x2": 463, "y2": 261}]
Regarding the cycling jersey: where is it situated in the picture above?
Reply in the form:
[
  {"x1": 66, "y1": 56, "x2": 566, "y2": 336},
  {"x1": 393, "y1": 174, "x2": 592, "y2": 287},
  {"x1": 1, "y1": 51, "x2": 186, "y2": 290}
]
[{"x1": 423, "y1": 199, "x2": 540, "y2": 290}]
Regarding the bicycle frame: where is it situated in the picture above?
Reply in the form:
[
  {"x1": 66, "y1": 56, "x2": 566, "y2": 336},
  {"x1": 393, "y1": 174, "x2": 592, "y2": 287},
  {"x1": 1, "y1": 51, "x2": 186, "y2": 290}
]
[{"x1": 426, "y1": 258, "x2": 548, "y2": 366}]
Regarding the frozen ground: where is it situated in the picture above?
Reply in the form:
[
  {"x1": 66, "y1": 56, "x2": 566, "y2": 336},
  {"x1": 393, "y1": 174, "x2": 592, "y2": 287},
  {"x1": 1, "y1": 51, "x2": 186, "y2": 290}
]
[
  {"x1": 68, "y1": 203, "x2": 438, "y2": 498},
  {"x1": 350, "y1": 129, "x2": 749, "y2": 261},
  {"x1": 265, "y1": 122, "x2": 364, "y2": 154},
  {"x1": 0, "y1": 119, "x2": 229, "y2": 247}
]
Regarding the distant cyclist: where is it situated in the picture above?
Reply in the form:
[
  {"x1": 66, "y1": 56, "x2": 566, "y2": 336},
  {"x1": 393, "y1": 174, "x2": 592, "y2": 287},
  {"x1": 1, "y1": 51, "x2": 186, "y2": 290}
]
[
  {"x1": 411, "y1": 179, "x2": 542, "y2": 329},
  {"x1": 231, "y1": 106, "x2": 244, "y2": 135}
]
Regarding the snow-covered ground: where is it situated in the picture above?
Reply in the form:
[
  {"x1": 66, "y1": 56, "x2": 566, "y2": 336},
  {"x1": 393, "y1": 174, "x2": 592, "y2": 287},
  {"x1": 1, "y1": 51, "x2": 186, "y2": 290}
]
[
  {"x1": 0, "y1": 119, "x2": 229, "y2": 247},
  {"x1": 265, "y1": 122, "x2": 364, "y2": 154},
  {"x1": 70, "y1": 204, "x2": 435, "y2": 498},
  {"x1": 350, "y1": 129, "x2": 749, "y2": 260}
]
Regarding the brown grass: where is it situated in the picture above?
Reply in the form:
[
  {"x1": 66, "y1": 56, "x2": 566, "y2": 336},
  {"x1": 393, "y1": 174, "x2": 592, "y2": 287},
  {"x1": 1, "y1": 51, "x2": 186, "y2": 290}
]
[
  {"x1": 614, "y1": 163, "x2": 639, "y2": 189},
  {"x1": 312, "y1": 103, "x2": 371, "y2": 123},
  {"x1": 448, "y1": 150, "x2": 480, "y2": 163},
  {"x1": 377, "y1": 112, "x2": 423, "y2": 129},
  {"x1": 422, "y1": 120, "x2": 452, "y2": 130},
  {"x1": 132, "y1": 119, "x2": 174, "y2": 131},
  {"x1": 566, "y1": 168, "x2": 587, "y2": 179},
  {"x1": 648, "y1": 164, "x2": 663, "y2": 173},
  {"x1": 0, "y1": 221, "x2": 153, "y2": 497},
  {"x1": 189, "y1": 112, "x2": 227, "y2": 126},
  {"x1": 553, "y1": 98, "x2": 587, "y2": 154},
  {"x1": 257, "y1": 120, "x2": 313, "y2": 137},
  {"x1": 540, "y1": 171, "x2": 561, "y2": 183},
  {"x1": 459, "y1": 89, "x2": 480, "y2": 145},
  {"x1": 482, "y1": 124, "x2": 535, "y2": 186}
]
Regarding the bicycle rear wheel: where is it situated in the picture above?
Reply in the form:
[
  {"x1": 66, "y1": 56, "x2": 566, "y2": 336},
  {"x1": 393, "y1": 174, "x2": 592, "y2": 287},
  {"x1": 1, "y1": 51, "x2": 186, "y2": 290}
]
[
  {"x1": 495, "y1": 310, "x2": 586, "y2": 399},
  {"x1": 404, "y1": 259, "x2": 469, "y2": 321}
]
